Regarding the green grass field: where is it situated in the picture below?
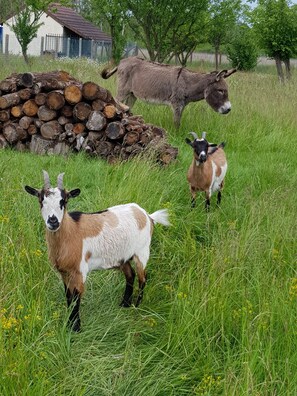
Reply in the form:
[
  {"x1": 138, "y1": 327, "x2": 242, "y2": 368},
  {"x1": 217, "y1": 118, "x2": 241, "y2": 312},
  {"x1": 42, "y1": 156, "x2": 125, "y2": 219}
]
[{"x1": 0, "y1": 55, "x2": 297, "y2": 395}]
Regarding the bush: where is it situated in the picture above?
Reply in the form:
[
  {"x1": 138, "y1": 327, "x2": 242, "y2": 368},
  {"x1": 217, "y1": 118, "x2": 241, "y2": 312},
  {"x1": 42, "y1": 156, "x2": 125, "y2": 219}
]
[{"x1": 226, "y1": 25, "x2": 259, "y2": 70}]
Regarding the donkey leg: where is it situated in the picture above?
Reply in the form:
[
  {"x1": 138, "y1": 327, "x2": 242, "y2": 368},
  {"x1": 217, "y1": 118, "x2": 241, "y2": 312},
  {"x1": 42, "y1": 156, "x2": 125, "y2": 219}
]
[
  {"x1": 120, "y1": 261, "x2": 135, "y2": 307},
  {"x1": 172, "y1": 103, "x2": 184, "y2": 129}
]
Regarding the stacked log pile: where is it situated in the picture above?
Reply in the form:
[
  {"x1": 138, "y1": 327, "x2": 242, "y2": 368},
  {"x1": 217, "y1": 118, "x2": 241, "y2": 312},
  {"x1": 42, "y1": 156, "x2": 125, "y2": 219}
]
[{"x1": 0, "y1": 70, "x2": 178, "y2": 164}]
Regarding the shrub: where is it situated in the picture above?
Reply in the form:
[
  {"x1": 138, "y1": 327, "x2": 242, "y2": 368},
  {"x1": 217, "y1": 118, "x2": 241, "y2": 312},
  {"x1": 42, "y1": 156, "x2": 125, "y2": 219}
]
[{"x1": 226, "y1": 25, "x2": 259, "y2": 70}]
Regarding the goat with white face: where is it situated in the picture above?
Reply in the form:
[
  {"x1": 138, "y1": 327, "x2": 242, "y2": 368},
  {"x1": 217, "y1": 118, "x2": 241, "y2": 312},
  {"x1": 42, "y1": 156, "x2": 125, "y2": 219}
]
[
  {"x1": 25, "y1": 171, "x2": 170, "y2": 332},
  {"x1": 186, "y1": 132, "x2": 227, "y2": 210}
]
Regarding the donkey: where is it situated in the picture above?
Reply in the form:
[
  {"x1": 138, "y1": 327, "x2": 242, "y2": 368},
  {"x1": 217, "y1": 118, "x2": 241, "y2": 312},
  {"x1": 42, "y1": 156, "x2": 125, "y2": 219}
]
[{"x1": 101, "y1": 57, "x2": 237, "y2": 128}]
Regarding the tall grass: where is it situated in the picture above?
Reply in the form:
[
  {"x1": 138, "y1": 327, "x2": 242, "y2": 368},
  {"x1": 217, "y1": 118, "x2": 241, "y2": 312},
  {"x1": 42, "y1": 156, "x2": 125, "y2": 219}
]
[{"x1": 0, "y1": 55, "x2": 297, "y2": 395}]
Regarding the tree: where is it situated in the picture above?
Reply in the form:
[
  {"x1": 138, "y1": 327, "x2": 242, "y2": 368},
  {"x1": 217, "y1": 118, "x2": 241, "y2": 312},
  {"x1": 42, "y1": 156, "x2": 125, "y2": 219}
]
[
  {"x1": 252, "y1": 0, "x2": 297, "y2": 82},
  {"x1": 85, "y1": 0, "x2": 127, "y2": 64},
  {"x1": 208, "y1": 0, "x2": 242, "y2": 70},
  {"x1": 124, "y1": 0, "x2": 209, "y2": 64},
  {"x1": 6, "y1": 0, "x2": 69, "y2": 64},
  {"x1": 10, "y1": 5, "x2": 43, "y2": 64},
  {"x1": 226, "y1": 24, "x2": 259, "y2": 70}
]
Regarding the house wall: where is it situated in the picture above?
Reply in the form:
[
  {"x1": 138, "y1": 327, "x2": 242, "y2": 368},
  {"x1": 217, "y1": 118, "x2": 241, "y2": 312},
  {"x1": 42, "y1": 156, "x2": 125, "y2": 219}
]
[{"x1": 2, "y1": 13, "x2": 63, "y2": 56}]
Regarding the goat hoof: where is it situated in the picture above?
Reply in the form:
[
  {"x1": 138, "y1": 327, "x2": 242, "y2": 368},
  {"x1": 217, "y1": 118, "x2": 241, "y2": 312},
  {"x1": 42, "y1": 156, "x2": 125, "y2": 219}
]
[
  {"x1": 69, "y1": 320, "x2": 81, "y2": 333},
  {"x1": 120, "y1": 300, "x2": 131, "y2": 308}
]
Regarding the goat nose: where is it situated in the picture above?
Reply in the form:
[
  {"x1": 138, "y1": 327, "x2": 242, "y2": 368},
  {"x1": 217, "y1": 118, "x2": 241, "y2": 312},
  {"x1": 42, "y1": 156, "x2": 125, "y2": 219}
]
[
  {"x1": 48, "y1": 215, "x2": 58, "y2": 226},
  {"x1": 223, "y1": 108, "x2": 231, "y2": 114}
]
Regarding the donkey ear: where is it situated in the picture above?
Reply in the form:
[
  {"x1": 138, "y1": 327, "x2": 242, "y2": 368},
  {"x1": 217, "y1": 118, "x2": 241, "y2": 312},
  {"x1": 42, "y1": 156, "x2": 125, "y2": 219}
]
[
  {"x1": 215, "y1": 69, "x2": 227, "y2": 81},
  {"x1": 185, "y1": 138, "x2": 193, "y2": 147},
  {"x1": 24, "y1": 186, "x2": 40, "y2": 197},
  {"x1": 67, "y1": 189, "x2": 81, "y2": 199},
  {"x1": 223, "y1": 68, "x2": 237, "y2": 79}
]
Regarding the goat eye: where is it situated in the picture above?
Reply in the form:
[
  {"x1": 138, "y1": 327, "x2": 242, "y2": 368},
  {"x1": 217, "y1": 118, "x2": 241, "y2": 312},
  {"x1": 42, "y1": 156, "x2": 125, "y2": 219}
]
[{"x1": 59, "y1": 199, "x2": 65, "y2": 209}]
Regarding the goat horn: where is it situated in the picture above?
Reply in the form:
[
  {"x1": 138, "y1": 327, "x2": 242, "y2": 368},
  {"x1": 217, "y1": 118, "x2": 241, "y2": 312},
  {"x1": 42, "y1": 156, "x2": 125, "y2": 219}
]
[
  {"x1": 189, "y1": 131, "x2": 198, "y2": 140},
  {"x1": 57, "y1": 173, "x2": 65, "y2": 189},
  {"x1": 202, "y1": 131, "x2": 207, "y2": 139},
  {"x1": 43, "y1": 170, "x2": 51, "y2": 189}
]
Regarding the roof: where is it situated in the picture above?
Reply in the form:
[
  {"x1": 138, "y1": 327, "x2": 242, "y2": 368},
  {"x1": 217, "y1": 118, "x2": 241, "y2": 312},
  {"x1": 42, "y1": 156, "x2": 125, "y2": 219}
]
[{"x1": 47, "y1": 3, "x2": 112, "y2": 42}]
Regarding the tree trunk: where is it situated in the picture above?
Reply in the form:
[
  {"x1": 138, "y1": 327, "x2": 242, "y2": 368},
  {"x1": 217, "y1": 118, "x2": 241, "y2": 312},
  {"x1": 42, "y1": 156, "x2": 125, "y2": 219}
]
[
  {"x1": 283, "y1": 59, "x2": 291, "y2": 80},
  {"x1": 275, "y1": 56, "x2": 284, "y2": 83}
]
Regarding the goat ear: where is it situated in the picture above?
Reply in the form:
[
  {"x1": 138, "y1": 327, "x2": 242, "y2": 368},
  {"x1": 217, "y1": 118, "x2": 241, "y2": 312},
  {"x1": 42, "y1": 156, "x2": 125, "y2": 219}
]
[
  {"x1": 185, "y1": 138, "x2": 193, "y2": 147},
  {"x1": 209, "y1": 143, "x2": 217, "y2": 147},
  {"x1": 68, "y1": 188, "x2": 81, "y2": 199},
  {"x1": 24, "y1": 186, "x2": 40, "y2": 197}
]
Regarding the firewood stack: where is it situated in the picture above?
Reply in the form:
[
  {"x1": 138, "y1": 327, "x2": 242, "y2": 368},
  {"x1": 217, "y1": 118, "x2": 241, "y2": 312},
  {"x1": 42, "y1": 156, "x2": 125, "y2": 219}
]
[{"x1": 0, "y1": 70, "x2": 178, "y2": 164}]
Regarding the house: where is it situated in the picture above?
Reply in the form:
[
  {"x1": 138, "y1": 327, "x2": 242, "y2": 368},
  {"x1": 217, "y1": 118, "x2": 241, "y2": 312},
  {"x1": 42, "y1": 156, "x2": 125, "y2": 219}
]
[{"x1": 1, "y1": 3, "x2": 112, "y2": 59}]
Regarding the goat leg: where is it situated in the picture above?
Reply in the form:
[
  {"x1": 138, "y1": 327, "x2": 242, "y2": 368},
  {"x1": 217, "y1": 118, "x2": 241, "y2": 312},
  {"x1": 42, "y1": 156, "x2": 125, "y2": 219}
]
[
  {"x1": 217, "y1": 191, "x2": 222, "y2": 206},
  {"x1": 120, "y1": 261, "x2": 135, "y2": 307},
  {"x1": 64, "y1": 284, "x2": 81, "y2": 332}
]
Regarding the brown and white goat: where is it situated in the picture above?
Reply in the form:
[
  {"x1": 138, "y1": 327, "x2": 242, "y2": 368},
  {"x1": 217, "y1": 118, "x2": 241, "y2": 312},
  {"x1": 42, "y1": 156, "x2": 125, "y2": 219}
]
[
  {"x1": 186, "y1": 132, "x2": 227, "y2": 210},
  {"x1": 25, "y1": 171, "x2": 170, "y2": 332}
]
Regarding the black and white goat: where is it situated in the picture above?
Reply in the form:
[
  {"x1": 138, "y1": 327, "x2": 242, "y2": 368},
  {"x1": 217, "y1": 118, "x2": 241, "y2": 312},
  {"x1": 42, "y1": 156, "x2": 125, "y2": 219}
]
[
  {"x1": 25, "y1": 171, "x2": 170, "y2": 332},
  {"x1": 186, "y1": 131, "x2": 227, "y2": 210}
]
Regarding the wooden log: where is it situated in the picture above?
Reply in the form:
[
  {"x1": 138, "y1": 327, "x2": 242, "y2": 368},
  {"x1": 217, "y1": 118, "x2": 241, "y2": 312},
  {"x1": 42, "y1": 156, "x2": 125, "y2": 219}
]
[
  {"x1": 3, "y1": 122, "x2": 27, "y2": 143},
  {"x1": 105, "y1": 122, "x2": 125, "y2": 140},
  {"x1": 35, "y1": 92, "x2": 47, "y2": 106},
  {"x1": 11, "y1": 105, "x2": 23, "y2": 118},
  {"x1": 18, "y1": 72, "x2": 35, "y2": 87},
  {"x1": 16, "y1": 126, "x2": 28, "y2": 141},
  {"x1": 96, "y1": 86, "x2": 115, "y2": 103},
  {"x1": 15, "y1": 141, "x2": 28, "y2": 152},
  {"x1": 140, "y1": 130, "x2": 153, "y2": 145},
  {"x1": 0, "y1": 92, "x2": 20, "y2": 109},
  {"x1": 3, "y1": 123, "x2": 19, "y2": 144},
  {"x1": 0, "y1": 79, "x2": 17, "y2": 92},
  {"x1": 0, "y1": 110, "x2": 10, "y2": 122},
  {"x1": 37, "y1": 105, "x2": 57, "y2": 121},
  {"x1": 18, "y1": 70, "x2": 79, "y2": 88},
  {"x1": 87, "y1": 131, "x2": 103, "y2": 144},
  {"x1": 32, "y1": 82, "x2": 42, "y2": 95},
  {"x1": 28, "y1": 124, "x2": 38, "y2": 135},
  {"x1": 22, "y1": 99, "x2": 39, "y2": 117},
  {"x1": 150, "y1": 126, "x2": 166, "y2": 138},
  {"x1": 30, "y1": 134, "x2": 70, "y2": 155},
  {"x1": 125, "y1": 143, "x2": 143, "y2": 156},
  {"x1": 123, "y1": 131, "x2": 140, "y2": 146},
  {"x1": 40, "y1": 121, "x2": 63, "y2": 140},
  {"x1": 0, "y1": 134, "x2": 8, "y2": 148},
  {"x1": 103, "y1": 104, "x2": 117, "y2": 119},
  {"x1": 73, "y1": 102, "x2": 92, "y2": 121},
  {"x1": 86, "y1": 111, "x2": 106, "y2": 131},
  {"x1": 82, "y1": 81, "x2": 100, "y2": 100},
  {"x1": 30, "y1": 135, "x2": 53, "y2": 154},
  {"x1": 65, "y1": 123, "x2": 74, "y2": 132},
  {"x1": 60, "y1": 105, "x2": 73, "y2": 118},
  {"x1": 73, "y1": 123, "x2": 85, "y2": 135},
  {"x1": 96, "y1": 141, "x2": 114, "y2": 157},
  {"x1": 158, "y1": 146, "x2": 179, "y2": 165},
  {"x1": 19, "y1": 116, "x2": 33, "y2": 129},
  {"x1": 58, "y1": 115, "x2": 72, "y2": 126},
  {"x1": 92, "y1": 99, "x2": 105, "y2": 111},
  {"x1": 64, "y1": 84, "x2": 82, "y2": 104},
  {"x1": 18, "y1": 88, "x2": 32, "y2": 101},
  {"x1": 46, "y1": 90, "x2": 65, "y2": 110},
  {"x1": 34, "y1": 119, "x2": 44, "y2": 129}
]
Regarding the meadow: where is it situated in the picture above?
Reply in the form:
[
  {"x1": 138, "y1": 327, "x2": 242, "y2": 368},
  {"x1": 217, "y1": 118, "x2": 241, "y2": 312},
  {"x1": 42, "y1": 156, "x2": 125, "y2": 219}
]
[{"x1": 0, "y1": 55, "x2": 297, "y2": 395}]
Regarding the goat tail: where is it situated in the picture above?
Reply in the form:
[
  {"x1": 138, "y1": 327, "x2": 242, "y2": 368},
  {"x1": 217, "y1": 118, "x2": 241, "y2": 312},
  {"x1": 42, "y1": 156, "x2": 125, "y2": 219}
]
[
  {"x1": 101, "y1": 66, "x2": 118, "y2": 79},
  {"x1": 149, "y1": 209, "x2": 171, "y2": 227}
]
